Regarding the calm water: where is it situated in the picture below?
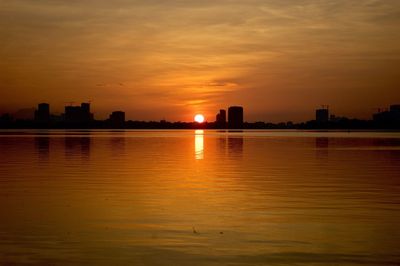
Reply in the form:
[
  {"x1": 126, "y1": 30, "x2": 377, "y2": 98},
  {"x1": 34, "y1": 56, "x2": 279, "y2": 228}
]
[{"x1": 0, "y1": 130, "x2": 400, "y2": 265}]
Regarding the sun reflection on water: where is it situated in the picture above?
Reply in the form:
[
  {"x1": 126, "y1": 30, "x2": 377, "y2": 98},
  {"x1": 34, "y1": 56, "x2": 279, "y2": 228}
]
[{"x1": 195, "y1": 130, "x2": 204, "y2": 160}]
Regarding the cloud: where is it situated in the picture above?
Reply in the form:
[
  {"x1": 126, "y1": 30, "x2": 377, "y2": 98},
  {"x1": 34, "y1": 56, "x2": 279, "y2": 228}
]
[{"x1": 1, "y1": 0, "x2": 400, "y2": 121}]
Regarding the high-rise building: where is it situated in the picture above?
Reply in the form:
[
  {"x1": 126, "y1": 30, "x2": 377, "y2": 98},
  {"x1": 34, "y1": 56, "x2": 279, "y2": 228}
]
[
  {"x1": 34, "y1": 103, "x2": 50, "y2": 122},
  {"x1": 374, "y1": 104, "x2": 400, "y2": 124},
  {"x1": 215, "y1": 109, "x2": 226, "y2": 128},
  {"x1": 65, "y1": 103, "x2": 93, "y2": 123},
  {"x1": 81, "y1": 103, "x2": 90, "y2": 114},
  {"x1": 316, "y1": 108, "x2": 329, "y2": 122},
  {"x1": 228, "y1": 106, "x2": 244, "y2": 129},
  {"x1": 109, "y1": 111, "x2": 125, "y2": 128},
  {"x1": 82, "y1": 103, "x2": 94, "y2": 121},
  {"x1": 65, "y1": 106, "x2": 81, "y2": 122}
]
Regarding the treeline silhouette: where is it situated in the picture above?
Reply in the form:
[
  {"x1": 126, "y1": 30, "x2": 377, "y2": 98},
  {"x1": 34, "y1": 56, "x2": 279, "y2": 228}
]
[{"x1": 0, "y1": 116, "x2": 399, "y2": 130}]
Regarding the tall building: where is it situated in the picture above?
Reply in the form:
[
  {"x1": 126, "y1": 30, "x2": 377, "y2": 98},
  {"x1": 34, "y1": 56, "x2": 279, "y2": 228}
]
[
  {"x1": 215, "y1": 109, "x2": 226, "y2": 128},
  {"x1": 65, "y1": 103, "x2": 93, "y2": 123},
  {"x1": 373, "y1": 104, "x2": 400, "y2": 125},
  {"x1": 228, "y1": 106, "x2": 244, "y2": 129},
  {"x1": 316, "y1": 108, "x2": 329, "y2": 122},
  {"x1": 109, "y1": 111, "x2": 125, "y2": 128},
  {"x1": 81, "y1": 103, "x2": 93, "y2": 121},
  {"x1": 34, "y1": 103, "x2": 50, "y2": 122}
]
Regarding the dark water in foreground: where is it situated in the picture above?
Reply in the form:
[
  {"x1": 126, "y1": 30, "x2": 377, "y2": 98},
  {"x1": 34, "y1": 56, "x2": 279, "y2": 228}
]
[{"x1": 0, "y1": 130, "x2": 400, "y2": 265}]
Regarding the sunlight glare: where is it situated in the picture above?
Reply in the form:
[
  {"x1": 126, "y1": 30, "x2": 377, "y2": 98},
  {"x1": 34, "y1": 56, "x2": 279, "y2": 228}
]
[
  {"x1": 194, "y1": 114, "x2": 205, "y2": 123},
  {"x1": 195, "y1": 130, "x2": 204, "y2": 160}
]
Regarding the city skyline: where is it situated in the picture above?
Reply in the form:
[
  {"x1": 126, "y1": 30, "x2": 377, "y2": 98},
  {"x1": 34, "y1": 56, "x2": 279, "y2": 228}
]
[
  {"x1": 2, "y1": 2, "x2": 400, "y2": 265},
  {"x1": 1, "y1": 1, "x2": 400, "y2": 122},
  {"x1": 2, "y1": 100, "x2": 400, "y2": 123},
  {"x1": 1, "y1": 101, "x2": 399, "y2": 129}
]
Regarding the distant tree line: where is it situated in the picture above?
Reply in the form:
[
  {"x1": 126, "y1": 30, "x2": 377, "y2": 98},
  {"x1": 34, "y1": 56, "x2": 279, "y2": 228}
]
[{"x1": 0, "y1": 116, "x2": 399, "y2": 130}]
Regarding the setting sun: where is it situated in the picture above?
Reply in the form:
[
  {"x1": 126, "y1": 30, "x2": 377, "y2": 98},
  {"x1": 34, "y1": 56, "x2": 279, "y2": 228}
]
[{"x1": 194, "y1": 114, "x2": 205, "y2": 123}]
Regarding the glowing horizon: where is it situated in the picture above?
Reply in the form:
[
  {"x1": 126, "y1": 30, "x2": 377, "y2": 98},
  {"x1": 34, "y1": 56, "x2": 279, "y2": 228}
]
[{"x1": 1, "y1": 1, "x2": 400, "y2": 122}]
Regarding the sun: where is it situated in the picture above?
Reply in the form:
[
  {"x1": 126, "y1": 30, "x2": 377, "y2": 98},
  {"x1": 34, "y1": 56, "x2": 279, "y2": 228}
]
[{"x1": 194, "y1": 114, "x2": 205, "y2": 123}]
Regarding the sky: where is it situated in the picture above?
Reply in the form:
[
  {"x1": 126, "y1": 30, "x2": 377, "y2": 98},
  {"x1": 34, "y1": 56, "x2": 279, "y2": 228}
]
[{"x1": 1, "y1": 0, "x2": 400, "y2": 122}]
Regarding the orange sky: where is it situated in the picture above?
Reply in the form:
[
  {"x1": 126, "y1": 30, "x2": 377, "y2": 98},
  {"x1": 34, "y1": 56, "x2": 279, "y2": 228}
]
[{"x1": 1, "y1": 1, "x2": 400, "y2": 122}]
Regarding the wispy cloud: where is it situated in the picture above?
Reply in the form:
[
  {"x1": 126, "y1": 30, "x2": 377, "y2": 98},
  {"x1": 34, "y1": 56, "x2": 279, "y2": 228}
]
[{"x1": 1, "y1": 0, "x2": 399, "y2": 121}]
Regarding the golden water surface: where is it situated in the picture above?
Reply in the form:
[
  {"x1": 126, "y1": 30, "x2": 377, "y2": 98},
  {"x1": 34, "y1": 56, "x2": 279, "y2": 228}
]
[{"x1": 0, "y1": 130, "x2": 400, "y2": 265}]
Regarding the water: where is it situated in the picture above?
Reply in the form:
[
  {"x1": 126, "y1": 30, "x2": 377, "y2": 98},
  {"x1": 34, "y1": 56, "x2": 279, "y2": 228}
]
[{"x1": 0, "y1": 130, "x2": 400, "y2": 265}]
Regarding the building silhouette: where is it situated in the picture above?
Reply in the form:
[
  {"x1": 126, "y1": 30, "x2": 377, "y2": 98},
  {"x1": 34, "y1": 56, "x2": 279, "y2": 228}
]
[
  {"x1": 373, "y1": 104, "x2": 400, "y2": 126},
  {"x1": 6, "y1": 100, "x2": 400, "y2": 129},
  {"x1": 215, "y1": 109, "x2": 226, "y2": 128},
  {"x1": 0, "y1": 113, "x2": 13, "y2": 127},
  {"x1": 109, "y1": 111, "x2": 125, "y2": 128},
  {"x1": 34, "y1": 103, "x2": 50, "y2": 122},
  {"x1": 81, "y1": 103, "x2": 90, "y2": 116},
  {"x1": 65, "y1": 103, "x2": 93, "y2": 123},
  {"x1": 390, "y1": 104, "x2": 400, "y2": 122},
  {"x1": 228, "y1": 106, "x2": 244, "y2": 129},
  {"x1": 316, "y1": 107, "x2": 329, "y2": 122}
]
